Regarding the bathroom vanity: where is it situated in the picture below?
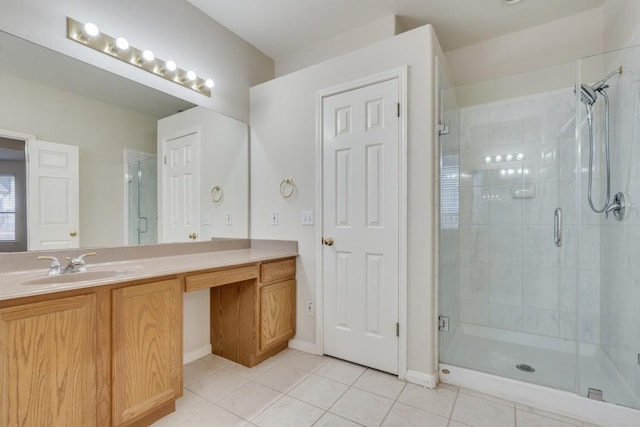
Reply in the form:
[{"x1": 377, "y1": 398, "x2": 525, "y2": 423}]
[{"x1": 0, "y1": 239, "x2": 297, "y2": 426}]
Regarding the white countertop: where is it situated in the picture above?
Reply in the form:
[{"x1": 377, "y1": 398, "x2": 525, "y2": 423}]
[{"x1": 0, "y1": 246, "x2": 297, "y2": 301}]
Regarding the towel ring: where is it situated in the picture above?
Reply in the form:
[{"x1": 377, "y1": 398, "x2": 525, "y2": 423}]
[
  {"x1": 210, "y1": 185, "x2": 224, "y2": 203},
  {"x1": 279, "y1": 177, "x2": 296, "y2": 199}
]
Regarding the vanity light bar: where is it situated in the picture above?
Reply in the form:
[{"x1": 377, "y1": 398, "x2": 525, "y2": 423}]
[{"x1": 66, "y1": 17, "x2": 213, "y2": 97}]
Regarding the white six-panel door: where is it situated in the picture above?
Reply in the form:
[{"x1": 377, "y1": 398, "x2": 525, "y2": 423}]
[
  {"x1": 322, "y1": 78, "x2": 400, "y2": 374},
  {"x1": 161, "y1": 131, "x2": 200, "y2": 243},
  {"x1": 27, "y1": 140, "x2": 79, "y2": 250}
]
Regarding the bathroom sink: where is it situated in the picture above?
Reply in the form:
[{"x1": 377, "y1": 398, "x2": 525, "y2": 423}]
[{"x1": 22, "y1": 270, "x2": 132, "y2": 285}]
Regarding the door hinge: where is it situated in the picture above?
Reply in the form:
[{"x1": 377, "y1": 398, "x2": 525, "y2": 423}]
[
  {"x1": 397, "y1": 103, "x2": 400, "y2": 118},
  {"x1": 438, "y1": 121, "x2": 450, "y2": 136},
  {"x1": 438, "y1": 315, "x2": 449, "y2": 332},
  {"x1": 396, "y1": 322, "x2": 399, "y2": 337},
  {"x1": 163, "y1": 155, "x2": 167, "y2": 165}
]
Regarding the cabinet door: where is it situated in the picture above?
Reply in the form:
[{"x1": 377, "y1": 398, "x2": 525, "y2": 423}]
[
  {"x1": 259, "y1": 279, "x2": 295, "y2": 352},
  {"x1": 112, "y1": 279, "x2": 182, "y2": 426},
  {"x1": 0, "y1": 294, "x2": 97, "y2": 426}
]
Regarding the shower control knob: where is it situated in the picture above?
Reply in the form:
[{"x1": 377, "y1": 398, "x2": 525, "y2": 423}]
[{"x1": 605, "y1": 192, "x2": 627, "y2": 221}]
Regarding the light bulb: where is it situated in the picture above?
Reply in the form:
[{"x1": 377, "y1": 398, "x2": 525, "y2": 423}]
[
  {"x1": 115, "y1": 37, "x2": 129, "y2": 51},
  {"x1": 506, "y1": 154, "x2": 513, "y2": 161},
  {"x1": 484, "y1": 156, "x2": 491, "y2": 164},
  {"x1": 141, "y1": 49, "x2": 155, "y2": 62},
  {"x1": 164, "y1": 60, "x2": 177, "y2": 72},
  {"x1": 83, "y1": 22, "x2": 99, "y2": 37},
  {"x1": 495, "y1": 155, "x2": 502, "y2": 162},
  {"x1": 186, "y1": 70, "x2": 197, "y2": 81},
  {"x1": 204, "y1": 79, "x2": 214, "y2": 89},
  {"x1": 517, "y1": 153, "x2": 524, "y2": 160}
]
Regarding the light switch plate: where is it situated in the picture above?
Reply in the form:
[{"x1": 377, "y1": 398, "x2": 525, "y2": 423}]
[
  {"x1": 271, "y1": 211, "x2": 279, "y2": 226},
  {"x1": 226, "y1": 213, "x2": 232, "y2": 225},
  {"x1": 301, "y1": 210, "x2": 313, "y2": 225}
]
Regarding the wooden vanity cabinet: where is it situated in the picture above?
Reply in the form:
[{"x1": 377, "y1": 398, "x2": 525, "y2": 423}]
[
  {"x1": 0, "y1": 255, "x2": 294, "y2": 425},
  {"x1": 0, "y1": 293, "x2": 100, "y2": 426},
  {"x1": 189, "y1": 257, "x2": 296, "y2": 367},
  {"x1": 0, "y1": 277, "x2": 183, "y2": 427},
  {"x1": 258, "y1": 259, "x2": 296, "y2": 354},
  {"x1": 112, "y1": 278, "x2": 183, "y2": 426}
]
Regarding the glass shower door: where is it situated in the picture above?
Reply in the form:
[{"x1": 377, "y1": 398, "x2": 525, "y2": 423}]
[
  {"x1": 126, "y1": 156, "x2": 157, "y2": 246},
  {"x1": 438, "y1": 62, "x2": 579, "y2": 392}
]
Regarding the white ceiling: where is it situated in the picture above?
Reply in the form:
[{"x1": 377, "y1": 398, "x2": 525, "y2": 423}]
[{"x1": 188, "y1": 0, "x2": 604, "y2": 60}]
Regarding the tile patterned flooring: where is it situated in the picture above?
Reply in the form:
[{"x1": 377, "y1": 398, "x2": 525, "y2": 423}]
[{"x1": 152, "y1": 349, "x2": 599, "y2": 427}]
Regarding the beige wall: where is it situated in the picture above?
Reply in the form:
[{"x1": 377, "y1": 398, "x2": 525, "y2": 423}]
[
  {"x1": 0, "y1": 0, "x2": 274, "y2": 123},
  {"x1": 445, "y1": 7, "x2": 604, "y2": 86},
  {"x1": 275, "y1": 15, "x2": 399, "y2": 77},
  {"x1": 603, "y1": 0, "x2": 640, "y2": 51},
  {"x1": 0, "y1": 71, "x2": 157, "y2": 248},
  {"x1": 251, "y1": 26, "x2": 443, "y2": 379}
]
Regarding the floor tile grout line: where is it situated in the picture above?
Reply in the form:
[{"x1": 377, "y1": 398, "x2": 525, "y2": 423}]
[
  {"x1": 457, "y1": 387, "x2": 516, "y2": 408},
  {"x1": 448, "y1": 386, "x2": 461, "y2": 421},
  {"x1": 240, "y1": 389, "x2": 287, "y2": 424}
]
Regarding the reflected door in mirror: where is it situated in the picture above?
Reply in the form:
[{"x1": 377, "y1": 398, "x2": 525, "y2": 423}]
[
  {"x1": 28, "y1": 140, "x2": 79, "y2": 250},
  {"x1": 161, "y1": 131, "x2": 200, "y2": 242}
]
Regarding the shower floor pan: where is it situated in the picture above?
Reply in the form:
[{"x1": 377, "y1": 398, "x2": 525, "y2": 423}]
[{"x1": 441, "y1": 323, "x2": 640, "y2": 410}]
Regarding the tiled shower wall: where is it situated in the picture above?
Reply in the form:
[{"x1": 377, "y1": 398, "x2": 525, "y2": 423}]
[{"x1": 454, "y1": 88, "x2": 602, "y2": 344}]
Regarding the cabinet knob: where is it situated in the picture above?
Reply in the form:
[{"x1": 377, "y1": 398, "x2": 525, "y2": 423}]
[
  {"x1": 69, "y1": 230, "x2": 78, "y2": 237},
  {"x1": 189, "y1": 232, "x2": 197, "y2": 240},
  {"x1": 322, "y1": 237, "x2": 334, "y2": 246}
]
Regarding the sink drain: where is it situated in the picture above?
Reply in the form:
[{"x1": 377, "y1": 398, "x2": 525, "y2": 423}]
[{"x1": 516, "y1": 363, "x2": 535, "y2": 373}]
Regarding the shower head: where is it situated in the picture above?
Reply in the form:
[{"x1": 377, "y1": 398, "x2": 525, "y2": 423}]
[
  {"x1": 579, "y1": 83, "x2": 597, "y2": 107},
  {"x1": 578, "y1": 65, "x2": 628, "y2": 107}
]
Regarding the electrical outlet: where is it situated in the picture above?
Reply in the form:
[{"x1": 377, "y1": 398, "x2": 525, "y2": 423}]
[
  {"x1": 271, "y1": 211, "x2": 279, "y2": 226},
  {"x1": 306, "y1": 300, "x2": 314, "y2": 315},
  {"x1": 301, "y1": 210, "x2": 313, "y2": 225},
  {"x1": 226, "y1": 213, "x2": 232, "y2": 225},
  {"x1": 201, "y1": 213, "x2": 211, "y2": 225}
]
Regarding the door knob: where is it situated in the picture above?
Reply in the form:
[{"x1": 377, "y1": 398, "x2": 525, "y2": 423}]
[
  {"x1": 69, "y1": 230, "x2": 78, "y2": 237},
  {"x1": 189, "y1": 232, "x2": 197, "y2": 240},
  {"x1": 322, "y1": 237, "x2": 334, "y2": 246}
]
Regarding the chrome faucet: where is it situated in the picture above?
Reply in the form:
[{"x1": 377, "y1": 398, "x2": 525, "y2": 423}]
[
  {"x1": 37, "y1": 256, "x2": 61, "y2": 275},
  {"x1": 37, "y1": 252, "x2": 96, "y2": 275},
  {"x1": 61, "y1": 252, "x2": 96, "y2": 273}
]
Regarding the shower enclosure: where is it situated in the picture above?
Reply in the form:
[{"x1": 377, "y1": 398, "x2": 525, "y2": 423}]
[
  {"x1": 438, "y1": 43, "x2": 640, "y2": 416},
  {"x1": 125, "y1": 151, "x2": 157, "y2": 246}
]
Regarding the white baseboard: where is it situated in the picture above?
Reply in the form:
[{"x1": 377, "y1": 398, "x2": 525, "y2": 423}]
[
  {"x1": 288, "y1": 339, "x2": 318, "y2": 354},
  {"x1": 183, "y1": 345, "x2": 212, "y2": 364},
  {"x1": 406, "y1": 370, "x2": 437, "y2": 388}
]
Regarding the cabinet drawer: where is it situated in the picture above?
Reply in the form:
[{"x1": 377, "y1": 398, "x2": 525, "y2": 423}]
[
  {"x1": 185, "y1": 265, "x2": 258, "y2": 292},
  {"x1": 260, "y1": 258, "x2": 295, "y2": 284}
]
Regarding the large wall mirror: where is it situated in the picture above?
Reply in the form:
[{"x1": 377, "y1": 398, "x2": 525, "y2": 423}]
[{"x1": 0, "y1": 30, "x2": 249, "y2": 252}]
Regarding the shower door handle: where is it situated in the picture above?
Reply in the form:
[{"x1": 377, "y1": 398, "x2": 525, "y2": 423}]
[
  {"x1": 554, "y1": 208, "x2": 562, "y2": 247},
  {"x1": 139, "y1": 216, "x2": 148, "y2": 234}
]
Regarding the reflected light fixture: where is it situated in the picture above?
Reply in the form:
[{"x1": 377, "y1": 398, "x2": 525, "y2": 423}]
[{"x1": 66, "y1": 17, "x2": 213, "y2": 97}]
